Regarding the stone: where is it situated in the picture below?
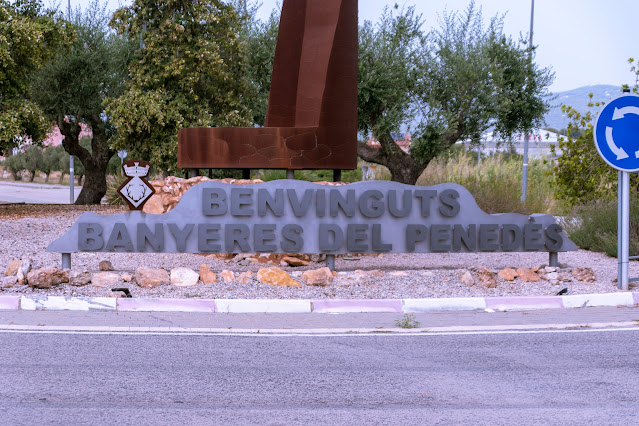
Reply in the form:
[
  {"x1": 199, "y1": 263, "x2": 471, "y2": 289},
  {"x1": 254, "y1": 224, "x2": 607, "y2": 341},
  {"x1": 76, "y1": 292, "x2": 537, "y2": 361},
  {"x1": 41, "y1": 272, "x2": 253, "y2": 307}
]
[
  {"x1": 474, "y1": 267, "x2": 497, "y2": 288},
  {"x1": 281, "y1": 256, "x2": 310, "y2": 267},
  {"x1": 170, "y1": 267, "x2": 199, "y2": 287},
  {"x1": 110, "y1": 291, "x2": 127, "y2": 298},
  {"x1": 545, "y1": 266, "x2": 558, "y2": 273},
  {"x1": 5, "y1": 258, "x2": 21, "y2": 276},
  {"x1": 69, "y1": 271, "x2": 91, "y2": 286},
  {"x1": 17, "y1": 259, "x2": 32, "y2": 285},
  {"x1": 237, "y1": 271, "x2": 254, "y2": 284},
  {"x1": 220, "y1": 270, "x2": 235, "y2": 283},
  {"x1": 1, "y1": 276, "x2": 17, "y2": 288},
  {"x1": 302, "y1": 267, "x2": 334, "y2": 286},
  {"x1": 135, "y1": 267, "x2": 170, "y2": 288},
  {"x1": 546, "y1": 272, "x2": 559, "y2": 281},
  {"x1": 389, "y1": 271, "x2": 408, "y2": 277},
  {"x1": 122, "y1": 273, "x2": 133, "y2": 282},
  {"x1": 257, "y1": 267, "x2": 301, "y2": 287},
  {"x1": 557, "y1": 272, "x2": 572, "y2": 282},
  {"x1": 516, "y1": 268, "x2": 540, "y2": 283},
  {"x1": 99, "y1": 260, "x2": 113, "y2": 271},
  {"x1": 549, "y1": 279, "x2": 560, "y2": 285},
  {"x1": 572, "y1": 267, "x2": 596, "y2": 282},
  {"x1": 199, "y1": 264, "x2": 217, "y2": 284},
  {"x1": 27, "y1": 268, "x2": 69, "y2": 289},
  {"x1": 369, "y1": 270, "x2": 385, "y2": 278},
  {"x1": 207, "y1": 253, "x2": 236, "y2": 261},
  {"x1": 498, "y1": 268, "x2": 518, "y2": 281},
  {"x1": 459, "y1": 269, "x2": 474, "y2": 286},
  {"x1": 91, "y1": 272, "x2": 120, "y2": 288}
]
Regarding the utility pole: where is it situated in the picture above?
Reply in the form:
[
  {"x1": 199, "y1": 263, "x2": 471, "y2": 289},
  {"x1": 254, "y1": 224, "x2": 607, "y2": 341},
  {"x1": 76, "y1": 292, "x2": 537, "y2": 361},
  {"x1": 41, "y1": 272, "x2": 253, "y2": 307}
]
[{"x1": 521, "y1": 0, "x2": 534, "y2": 202}]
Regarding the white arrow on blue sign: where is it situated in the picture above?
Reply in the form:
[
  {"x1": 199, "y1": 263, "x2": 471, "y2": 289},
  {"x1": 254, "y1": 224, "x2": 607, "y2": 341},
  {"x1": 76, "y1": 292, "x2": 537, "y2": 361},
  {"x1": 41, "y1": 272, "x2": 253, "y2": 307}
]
[{"x1": 594, "y1": 93, "x2": 639, "y2": 172}]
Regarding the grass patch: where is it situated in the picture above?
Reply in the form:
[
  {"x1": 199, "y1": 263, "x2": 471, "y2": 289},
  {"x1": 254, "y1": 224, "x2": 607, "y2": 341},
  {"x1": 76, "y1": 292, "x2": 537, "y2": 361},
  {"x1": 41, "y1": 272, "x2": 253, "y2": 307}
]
[
  {"x1": 418, "y1": 149, "x2": 558, "y2": 215},
  {"x1": 395, "y1": 313, "x2": 421, "y2": 329}
]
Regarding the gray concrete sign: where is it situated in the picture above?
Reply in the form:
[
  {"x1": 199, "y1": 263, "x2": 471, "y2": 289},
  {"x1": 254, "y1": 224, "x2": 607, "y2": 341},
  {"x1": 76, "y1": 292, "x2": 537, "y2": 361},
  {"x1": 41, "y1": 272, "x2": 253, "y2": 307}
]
[{"x1": 47, "y1": 180, "x2": 576, "y2": 255}]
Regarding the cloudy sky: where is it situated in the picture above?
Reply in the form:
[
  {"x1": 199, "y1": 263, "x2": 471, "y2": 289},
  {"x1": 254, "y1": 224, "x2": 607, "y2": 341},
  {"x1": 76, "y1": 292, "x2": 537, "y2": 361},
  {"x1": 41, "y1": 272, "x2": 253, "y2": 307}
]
[{"x1": 69, "y1": 0, "x2": 639, "y2": 93}]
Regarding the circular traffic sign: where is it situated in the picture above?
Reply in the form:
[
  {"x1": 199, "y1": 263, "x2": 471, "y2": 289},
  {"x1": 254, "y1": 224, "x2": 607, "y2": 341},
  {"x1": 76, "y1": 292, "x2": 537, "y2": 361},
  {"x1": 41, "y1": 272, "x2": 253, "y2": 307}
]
[
  {"x1": 594, "y1": 93, "x2": 639, "y2": 172},
  {"x1": 117, "y1": 150, "x2": 128, "y2": 159}
]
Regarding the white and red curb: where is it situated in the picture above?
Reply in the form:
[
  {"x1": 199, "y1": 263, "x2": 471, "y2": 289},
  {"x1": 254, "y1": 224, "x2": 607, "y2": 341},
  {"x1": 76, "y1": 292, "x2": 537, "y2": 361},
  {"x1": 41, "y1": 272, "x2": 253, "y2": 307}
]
[{"x1": 0, "y1": 293, "x2": 637, "y2": 313}]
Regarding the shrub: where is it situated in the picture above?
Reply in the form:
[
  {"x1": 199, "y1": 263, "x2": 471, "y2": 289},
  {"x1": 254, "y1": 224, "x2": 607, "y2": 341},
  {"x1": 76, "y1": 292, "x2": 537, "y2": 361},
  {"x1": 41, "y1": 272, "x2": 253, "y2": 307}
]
[
  {"x1": 564, "y1": 198, "x2": 639, "y2": 258},
  {"x1": 418, "y1": 149, "x2": 557, "y2": 215}
]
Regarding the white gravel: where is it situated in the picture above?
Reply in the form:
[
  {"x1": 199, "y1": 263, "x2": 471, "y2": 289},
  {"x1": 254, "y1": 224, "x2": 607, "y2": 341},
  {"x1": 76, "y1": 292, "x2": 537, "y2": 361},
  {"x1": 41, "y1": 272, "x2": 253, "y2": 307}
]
[{"x1": 0, "y1": 206, "x2": 632, "y2": 299}]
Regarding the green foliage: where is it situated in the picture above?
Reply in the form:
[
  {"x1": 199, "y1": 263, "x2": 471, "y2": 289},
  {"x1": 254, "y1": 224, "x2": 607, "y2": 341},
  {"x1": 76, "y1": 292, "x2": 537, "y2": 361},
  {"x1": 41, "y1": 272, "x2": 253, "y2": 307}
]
[
  {"x1": 395, "y1": 314, "x2": 420, "y2": 329},
  {"x1": 565, "y1": 198, "x2": 639, "y2": 258},
  {"x1": 357, "y1": 2, "x2": 553, "y2": 184},
  {"x1": 419, "y1": 149, "x2": 557, "y2": 215},
  {"x1": 0, "y1": 0, "x2": 74, "y2": 154},
  {"x1": 31, "y1": 0, "x2": 133, "y2": 203},
  {"x1": 2, "y1": 154, "x2": 24, "y2": 180},
  {"x1": 22, "y1": 145, "x2": 43, "y2": 181},
  {"x1": 106, "y1": 0, "x2": 252, "y2": 173},
  {"x1": 256, "y1": 169, "x2": 362, "y2": 183}
]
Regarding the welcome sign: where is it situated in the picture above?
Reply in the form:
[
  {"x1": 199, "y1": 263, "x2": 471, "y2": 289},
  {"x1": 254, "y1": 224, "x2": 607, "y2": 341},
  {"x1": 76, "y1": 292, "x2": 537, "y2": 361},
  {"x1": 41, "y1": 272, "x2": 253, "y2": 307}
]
[{"x1": 47, "y1": 180, "x2": 576, "y2": 255}]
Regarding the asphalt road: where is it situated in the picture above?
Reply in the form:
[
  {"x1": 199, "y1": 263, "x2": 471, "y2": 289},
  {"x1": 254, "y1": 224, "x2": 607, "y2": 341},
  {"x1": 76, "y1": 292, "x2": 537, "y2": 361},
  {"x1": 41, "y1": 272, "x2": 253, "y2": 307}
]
[
  {"x1": 1, "y1": 329, "x2": 638, "y2": 425},
  {"x1": 0, "y1": 181, "x2": 80, "y2": 204}
]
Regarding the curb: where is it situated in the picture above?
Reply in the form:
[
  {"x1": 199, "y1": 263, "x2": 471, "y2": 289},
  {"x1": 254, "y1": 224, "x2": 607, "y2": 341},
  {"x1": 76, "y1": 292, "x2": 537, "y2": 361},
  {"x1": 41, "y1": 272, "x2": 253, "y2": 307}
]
[{"x1": 0, "y1": 292, "x2": 637, "y2": 313}]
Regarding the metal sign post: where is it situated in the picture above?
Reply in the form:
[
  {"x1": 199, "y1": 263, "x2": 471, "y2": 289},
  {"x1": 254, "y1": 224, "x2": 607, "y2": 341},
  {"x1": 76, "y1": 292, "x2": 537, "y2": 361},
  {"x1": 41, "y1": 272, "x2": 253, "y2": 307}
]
[
  {"x1": 117, "y1": 150, "x2": 128, "y2": 177},
  {"x1": 594, "y1": 93, "x2": 639, "y2": 291},
  {"x1": 69, "y1": 155, "x2": 74, "y2": 204}
]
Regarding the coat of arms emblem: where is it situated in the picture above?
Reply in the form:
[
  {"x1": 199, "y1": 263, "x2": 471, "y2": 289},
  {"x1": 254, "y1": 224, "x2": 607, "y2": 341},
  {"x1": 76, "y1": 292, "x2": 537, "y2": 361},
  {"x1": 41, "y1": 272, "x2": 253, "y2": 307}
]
[{"x1": 117, "y1": 160, "x2": 155, "y2": 210}]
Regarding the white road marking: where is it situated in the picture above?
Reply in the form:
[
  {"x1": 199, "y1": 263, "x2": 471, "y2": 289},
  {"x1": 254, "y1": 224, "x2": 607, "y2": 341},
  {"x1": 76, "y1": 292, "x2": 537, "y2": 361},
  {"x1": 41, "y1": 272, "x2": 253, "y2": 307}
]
[{"x1": 0, "y1": 322, "x2": 637, "y2": 336}]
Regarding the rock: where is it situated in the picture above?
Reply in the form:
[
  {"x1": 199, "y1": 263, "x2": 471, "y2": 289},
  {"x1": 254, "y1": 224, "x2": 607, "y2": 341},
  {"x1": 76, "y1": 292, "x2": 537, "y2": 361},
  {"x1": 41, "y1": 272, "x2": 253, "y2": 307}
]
[
  {"x1": 237, "y1": 271, "x2": 254, "y2": 284},
  {"x1": 1, "y1": 276, "x2": 17, "y2": 288},
  {"x1": 557, "y1": 272, "x2": 572, "y2": 282},
  {"x1": 27, "y1": 268, "x2": 69, "y2": 289},
  {"x1": 99, "y1": 260, "x2": 113, "y2": 271},
  {"x1": 17, "y1": 259, "x2": 32, "y2": 285},
  {"x1": 309, "y1": 254, "x2": 326, "y2": 263},
  {"x1": 459, "y1": 269, "x2": 475, "y2": 286},
  {"x1": 199, "y1": 264, "x2": 217, "y2": 284},
  {"x1": 135, "y1": 267, "x2": 169, "y2": 288},
  {"x1": 302, "y1": 267, "x2": 334, "y2": 286},
  {"x1": 170, "y1": 268, "x2": 199, "y2": 287},
  {"x1": 474, "y1": 267, "x2": 497, "y2": 288},
  {"x1": 207, "y1": 253, "x2": 236, "y2": 261},
  {"x1": 531, "y1": 266, "x2": 540, "y2": 272},
  {"x1": 110, "y1": 291, "x2": 127, "y2": 298},
  {"x1": 572, "y1": 267, "x2": 596, "y2": 282},
  {"x1": 546, "y1": 272, "x2": 559, "y2": 281},
  {"x1": 122, "y1": 273, "x2": 133, "y2": 282},
  {"x1": 282, "y1": 256, "x2": 310, "y2": 267},
  {"x1": 516, "y1": 268, "x2": 540, "y2": 283},
  {"x1": 498, "y1": 268, "x2": 518, "y2": 281},
  {"x1": 545, "y1": 266, "x2": 558, "y2": 273},
  {"x1": 549, "y1": 279, "x2": 560, "y2": 285},
  {"x1": 5, "y1": 258, "x2": 21, "y2": 276},
  {"x1": 389, "y1": 271, "x2": 408, "y2": 277},
  {"x1": 91, "y1": 272, "x2": 120, "y2": 288},
  {"x1": 220, "y1": 270, "x2": 235, "y2": 283},
  {"x1": 257, "y1": 267, "x2": 301, "y2": 287},
  {"x1": 369, "y1": 270, "x2": 385, "y2": 278},
  {"x1": 69, "y1": 271, "x2": 91, "y2": 286}
]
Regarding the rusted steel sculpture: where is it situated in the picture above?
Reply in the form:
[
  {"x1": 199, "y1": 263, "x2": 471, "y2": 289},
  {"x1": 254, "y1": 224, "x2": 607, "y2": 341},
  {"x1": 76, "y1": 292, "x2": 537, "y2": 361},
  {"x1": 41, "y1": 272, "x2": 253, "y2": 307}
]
[{"x1": 177, "y1": 0, "x2": 358, "y2": 172}]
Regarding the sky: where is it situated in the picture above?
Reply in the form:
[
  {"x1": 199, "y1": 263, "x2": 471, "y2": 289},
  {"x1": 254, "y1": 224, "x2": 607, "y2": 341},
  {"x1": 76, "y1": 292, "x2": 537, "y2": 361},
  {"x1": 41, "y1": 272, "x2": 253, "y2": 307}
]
[{"x1": 67, "y1": 0, "x2": 639, "y2": 93}]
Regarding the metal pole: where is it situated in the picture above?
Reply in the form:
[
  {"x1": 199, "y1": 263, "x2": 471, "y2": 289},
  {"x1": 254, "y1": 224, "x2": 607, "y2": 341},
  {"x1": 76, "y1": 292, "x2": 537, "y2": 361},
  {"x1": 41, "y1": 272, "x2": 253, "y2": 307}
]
[
  {"x1": 69, "y1": 155, "x2": 74, "y2": 204},
  {"x1": 62, "y1": 253, "x2": 71, "y2": 270},
  {"x1": 521, "y1": 0, "x2": 534, "y2": 202},
  {"x1": 286, "y1": 170, "x2": 294, "y2": 180},
  {"x1": 618, "y1": 171, "x2": 623, "y2": 282},
  {"x1": 620, "y1": 171, "x2": 630, "y2": 290}
]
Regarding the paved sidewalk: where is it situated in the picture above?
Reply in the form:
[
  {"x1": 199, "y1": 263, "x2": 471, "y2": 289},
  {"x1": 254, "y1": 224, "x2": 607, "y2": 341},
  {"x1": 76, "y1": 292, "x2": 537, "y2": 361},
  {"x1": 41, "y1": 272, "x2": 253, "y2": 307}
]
[
  {"x1": 1, "y1": 306, "x2": 637, "y2": 332},
  {"x1": 0, "y1": 181, "x2": 80, "y2": 204}
]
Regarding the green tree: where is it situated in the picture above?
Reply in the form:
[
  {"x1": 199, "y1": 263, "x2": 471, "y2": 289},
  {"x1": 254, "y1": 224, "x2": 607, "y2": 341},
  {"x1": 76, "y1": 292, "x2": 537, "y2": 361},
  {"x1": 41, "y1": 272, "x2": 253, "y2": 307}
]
[
  {"x1": 106, "y1": 0, "x2": 251, "y2": 174},
  {"x1": 31, "y1": 1, "x2": 133, "y2": 204},
  {"x1": 0, "y1": 0, "x2": 74, "y2": 155},
  {"x1": 41, "y1": 145, "x2": 61, "y2": 182},
  {"x1": 3, "y1": 153, "x2": 25, "y2": 180},
  {"x1": 22, "y1": 145, "x2": 44, "y2": 182},
  {"x1": 357, "y1": 3, "x2": 553, "y2": 184}
]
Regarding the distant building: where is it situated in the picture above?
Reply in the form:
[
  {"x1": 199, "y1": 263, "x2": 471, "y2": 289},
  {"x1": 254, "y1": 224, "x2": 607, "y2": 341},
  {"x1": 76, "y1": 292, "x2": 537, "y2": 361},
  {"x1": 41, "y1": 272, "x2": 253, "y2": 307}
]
[
  {"x1": 462, "y1": 129, "x2": 563, "y2": 158},
  {"x1": 366, "y1": 132, "x2": 412, "y2": 153}
]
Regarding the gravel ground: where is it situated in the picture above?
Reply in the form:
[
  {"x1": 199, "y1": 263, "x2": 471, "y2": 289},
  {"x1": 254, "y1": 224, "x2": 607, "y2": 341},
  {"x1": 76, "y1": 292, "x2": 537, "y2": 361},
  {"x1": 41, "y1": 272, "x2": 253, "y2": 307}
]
[{"x1": 0, "y1": 204, "x2": 633, "y2": 300}]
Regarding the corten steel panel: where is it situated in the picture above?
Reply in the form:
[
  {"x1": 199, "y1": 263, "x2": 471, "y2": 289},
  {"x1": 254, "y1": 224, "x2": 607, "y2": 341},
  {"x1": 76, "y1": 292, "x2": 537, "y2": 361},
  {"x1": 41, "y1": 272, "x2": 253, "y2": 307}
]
[{"x1": 177, "y1": 0, "x2": 358, "y2": 171}]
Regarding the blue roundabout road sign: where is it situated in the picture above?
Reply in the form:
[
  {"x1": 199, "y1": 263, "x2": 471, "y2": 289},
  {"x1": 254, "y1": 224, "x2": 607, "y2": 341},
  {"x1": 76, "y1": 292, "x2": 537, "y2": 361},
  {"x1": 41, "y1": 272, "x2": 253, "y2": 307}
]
[{"x1": 594, "y1": 93, "x2": 639, "y2": 172}]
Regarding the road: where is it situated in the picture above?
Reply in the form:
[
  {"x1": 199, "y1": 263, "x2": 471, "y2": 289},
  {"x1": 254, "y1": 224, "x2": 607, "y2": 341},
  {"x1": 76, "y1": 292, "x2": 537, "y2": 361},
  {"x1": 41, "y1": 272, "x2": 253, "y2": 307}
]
[
  {"x1": 0, "y1": 181, "x2": 80, "y2": 204},
  {"x1": 0, "y1": 309, "x2": 638, "y2": 425}
]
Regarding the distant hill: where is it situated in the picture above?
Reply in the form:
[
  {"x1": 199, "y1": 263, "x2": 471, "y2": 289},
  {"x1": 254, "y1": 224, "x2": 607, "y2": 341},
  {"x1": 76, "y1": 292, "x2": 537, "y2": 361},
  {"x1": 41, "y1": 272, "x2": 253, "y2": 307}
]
[{"x1": 544, "y1": 85, "x2": 621, "y2": 130}]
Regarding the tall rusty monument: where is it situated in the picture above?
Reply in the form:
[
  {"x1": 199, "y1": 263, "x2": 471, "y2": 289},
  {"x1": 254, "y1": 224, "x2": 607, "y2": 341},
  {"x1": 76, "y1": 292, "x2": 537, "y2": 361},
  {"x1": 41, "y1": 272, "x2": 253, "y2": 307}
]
[{"x1": 177, "y1": 0, "x2": 358, "y2": 174}]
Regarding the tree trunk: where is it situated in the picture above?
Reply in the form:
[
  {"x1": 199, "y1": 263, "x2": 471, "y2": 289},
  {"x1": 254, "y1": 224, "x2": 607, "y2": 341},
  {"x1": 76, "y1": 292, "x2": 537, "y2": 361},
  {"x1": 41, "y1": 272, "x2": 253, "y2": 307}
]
[
  {"x1": 58, "y1": 172, "x2": 65, "y2": 184},
  {"x1": 75, "y1": 168, "x2": 107, "y2": 204},
  {"x1": 357, "y1": 140, "x2": 427, "y2": 185},
  {"x1": 28, "y1": 170, "x2": 36, "y2": 182},
  {"x1": 44, "y1": 172, "x2": 50, "y2": 183}
]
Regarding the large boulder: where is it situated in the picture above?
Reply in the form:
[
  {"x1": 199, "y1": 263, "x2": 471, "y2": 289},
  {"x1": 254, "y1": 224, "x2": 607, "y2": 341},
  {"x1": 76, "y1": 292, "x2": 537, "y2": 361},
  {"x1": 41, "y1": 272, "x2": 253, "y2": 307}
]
[
  {"x1": 69, "y1": 271, "x2": 91, "y2": 286},
  {"x1": 199, "y1": 264, "x2": 217, "y2": 284},
  {"x1": 301, "y1": 267, "x2": 334, "y2": 286},
  {"x1": 135, "y1": 267, "x2": 170, "y2": 288},
  {"x1": 91, "y1": 272, "x2": 120, "y2": 288},
  {"x1": 170, "y1": 268, "x2": 199, "y2": 287},
  {"x1": 27, "y1": 268, "x2": 69, "y2": 289},
  {"x1": 257, "y1": 267, "x2": 301, "y2": 287},
  {"x1": 4, "y1": 258, "x2": 21, "y2": 276}
]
